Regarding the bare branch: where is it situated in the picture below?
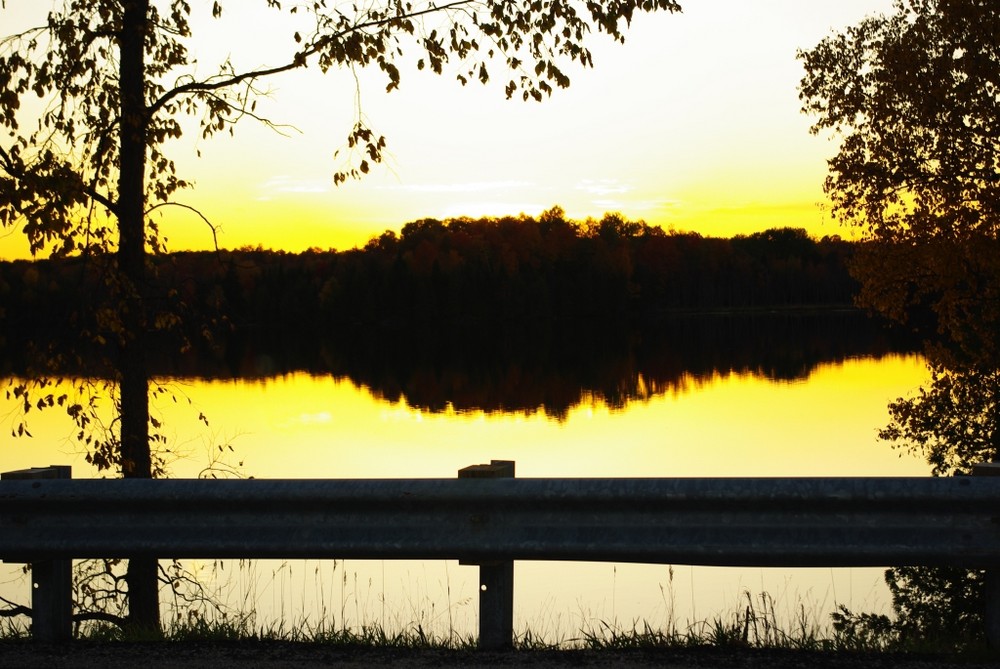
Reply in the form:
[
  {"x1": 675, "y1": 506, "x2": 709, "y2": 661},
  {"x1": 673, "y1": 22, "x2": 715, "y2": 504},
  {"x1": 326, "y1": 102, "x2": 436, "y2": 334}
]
[
  {"x1": 145, "y1": 201, "x2": 221, "y2": 252},
  {"x1": 0, "y1": 605, "x2": 31, "y2": 618},
  {"x1": 0, "y1": 24, "x2": 47, "y2": 49},
  {"x1": 0, "y1": 594, "x2": 30, "y2": 618},
  {"x1": 148, "y1": 0, "x2": 478, "y2": 118},
  {"x1": 72, "y1": 611, "x2": 127, "y2": 627}
]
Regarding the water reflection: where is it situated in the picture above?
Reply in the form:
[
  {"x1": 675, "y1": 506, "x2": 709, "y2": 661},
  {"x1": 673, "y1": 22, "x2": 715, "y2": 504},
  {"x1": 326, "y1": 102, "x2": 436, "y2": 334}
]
[
  {"x1": 137, "y1": 310, "x2": 915, "y2": 419},
  {"x1": 0, "y1": 312, "x2": 925, "y2": 481}
]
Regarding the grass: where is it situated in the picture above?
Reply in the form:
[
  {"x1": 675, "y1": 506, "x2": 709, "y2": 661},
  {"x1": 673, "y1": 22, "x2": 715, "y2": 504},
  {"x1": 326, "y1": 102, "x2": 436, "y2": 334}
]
[
  {"x1": 568, "y1": 591, "x2": 835, "y2": 652},
  {"x1": 0, "y1": 590, "x2": 893, "y2": 653},
  {"x1": 39, "y1": 606, "x2": 972, "y2": 657},
  {"x1": 164, "y1": 618, "x2": 478, "y2": 649},
  {"x1": 0, "y1": 587, "x2": 825, "y2": 649},
  {"x1": 0, "y1": 560, "x2": 990, "y2": 657},
  {"x1": 54, "y1": 616, "x2": 479, "y2": 650},
  {"x1": 1, "y1": 602, "x2": 992, "y2": 660}
]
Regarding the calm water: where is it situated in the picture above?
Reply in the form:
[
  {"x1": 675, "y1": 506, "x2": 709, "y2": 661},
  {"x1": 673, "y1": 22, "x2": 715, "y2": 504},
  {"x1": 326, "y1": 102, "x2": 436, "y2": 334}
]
[{"x1": 0, "y1": 315, "x2": 932, "y2": 639}]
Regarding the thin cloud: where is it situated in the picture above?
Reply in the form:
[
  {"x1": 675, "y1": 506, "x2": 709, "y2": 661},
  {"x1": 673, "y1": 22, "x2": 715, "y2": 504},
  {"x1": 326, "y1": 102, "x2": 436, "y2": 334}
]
[
  {"x1": 589, "y1": 198, "x2": 679, "y2": 215},
  {"x1": 395, "y1": 180, "x2": 534, "y2": 194},
  {"x1": 576, "y1": 179, "x2": 633, "y2": 196},
  {"x1": 256, "y1": 175, "x2": 331, "y2": 200}
]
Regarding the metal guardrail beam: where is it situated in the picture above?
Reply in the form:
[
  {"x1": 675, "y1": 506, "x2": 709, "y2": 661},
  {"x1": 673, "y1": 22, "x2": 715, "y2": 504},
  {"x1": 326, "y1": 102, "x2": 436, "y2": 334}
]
[{"x1": 3, "y1": 475, "x2": 1000, "y2": 567}]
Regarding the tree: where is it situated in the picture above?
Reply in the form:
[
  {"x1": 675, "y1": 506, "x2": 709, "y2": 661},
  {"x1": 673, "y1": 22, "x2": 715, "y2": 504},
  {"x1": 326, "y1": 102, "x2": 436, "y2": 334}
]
[
  {"x1": 0, "y1": 0, "x2": 682, "y2": 632},
  {"x1": 799, "y1": 0, "x2": 1000, "y2": 367},
  {"x1": 799, "y1": 0, "x2": 999, "y2": 646}
]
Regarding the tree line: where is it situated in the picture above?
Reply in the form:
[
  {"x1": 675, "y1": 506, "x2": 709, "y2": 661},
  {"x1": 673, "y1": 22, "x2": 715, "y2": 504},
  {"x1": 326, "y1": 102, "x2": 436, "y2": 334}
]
[
  {"x1": 2, "y1": 209, "x2": 861, "y2": 353},
  {"x1": 317, "y1": 209, "x2": 859, "y2": 325}
]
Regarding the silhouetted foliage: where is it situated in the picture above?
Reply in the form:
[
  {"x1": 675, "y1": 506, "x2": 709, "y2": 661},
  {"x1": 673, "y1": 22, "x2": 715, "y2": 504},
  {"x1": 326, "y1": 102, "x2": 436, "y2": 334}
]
[{"x1": 801, "y1": 0, "x2": 1000, "y2": 367}]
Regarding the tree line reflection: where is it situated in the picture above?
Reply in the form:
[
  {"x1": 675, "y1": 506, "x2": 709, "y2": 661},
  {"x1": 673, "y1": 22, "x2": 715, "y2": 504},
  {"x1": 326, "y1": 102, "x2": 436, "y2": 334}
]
[
  {"x1": 1, "y1": 310, "x2": 913, "y2": 419},
  {"x1": 276, "y1": 311, "x2": 913, "y2": 418}
]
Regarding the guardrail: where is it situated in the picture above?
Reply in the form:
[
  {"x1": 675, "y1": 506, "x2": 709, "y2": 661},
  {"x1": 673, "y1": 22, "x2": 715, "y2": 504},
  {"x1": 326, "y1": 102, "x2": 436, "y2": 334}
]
[{"x1": 3, "y1": 460, "x2": 1000, "y2": 648}]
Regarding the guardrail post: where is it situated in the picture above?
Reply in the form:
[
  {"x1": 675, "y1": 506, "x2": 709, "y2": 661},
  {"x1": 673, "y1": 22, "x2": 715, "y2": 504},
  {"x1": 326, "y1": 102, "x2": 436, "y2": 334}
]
[
  {"x1": 459, "y1": 460, "x2": 515, "y2": 651},
  {"x1": 2, "y1": 465, "x2": 73, "y2": 642},
  {"x1": 973, "y1": 462, "x2": 1000, "y2": 648}
]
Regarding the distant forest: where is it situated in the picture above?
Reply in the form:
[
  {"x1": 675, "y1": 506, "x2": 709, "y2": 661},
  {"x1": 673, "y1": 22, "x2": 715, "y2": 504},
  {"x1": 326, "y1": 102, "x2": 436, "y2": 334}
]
[{"x1": 2, "y1": 209, "x2": 859, "y2": 340}]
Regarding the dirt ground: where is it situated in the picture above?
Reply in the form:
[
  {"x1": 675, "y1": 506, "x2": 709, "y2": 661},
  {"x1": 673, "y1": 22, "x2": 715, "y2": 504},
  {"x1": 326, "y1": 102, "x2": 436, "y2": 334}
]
[{"x1": 0, "y1": 642, "x2": 996, "y2": 669}]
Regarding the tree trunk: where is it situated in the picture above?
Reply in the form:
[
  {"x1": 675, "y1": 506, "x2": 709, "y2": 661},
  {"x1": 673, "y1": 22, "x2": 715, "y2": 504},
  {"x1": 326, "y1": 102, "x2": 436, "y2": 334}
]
[{"x1": 119, "y1": 0, "x2": 159, "y2": 634}]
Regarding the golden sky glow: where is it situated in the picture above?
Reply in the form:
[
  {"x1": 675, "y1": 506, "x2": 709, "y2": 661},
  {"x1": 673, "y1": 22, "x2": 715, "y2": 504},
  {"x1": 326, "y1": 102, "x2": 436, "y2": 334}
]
[{"x1": 0, "y1": 1, "x2": 896, "y2": 258}]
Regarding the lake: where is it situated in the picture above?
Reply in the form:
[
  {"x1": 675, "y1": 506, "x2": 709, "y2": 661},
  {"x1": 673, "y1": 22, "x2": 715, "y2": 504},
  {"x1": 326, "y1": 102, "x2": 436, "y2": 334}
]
[{"x1": 0, "y1": 313, "x2": 932, "y2": 641}]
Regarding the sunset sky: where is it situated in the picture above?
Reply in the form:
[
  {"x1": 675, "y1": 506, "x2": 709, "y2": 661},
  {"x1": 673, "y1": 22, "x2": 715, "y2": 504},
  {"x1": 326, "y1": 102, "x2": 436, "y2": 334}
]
[{"x1": 0, "y1": 1, "x2": 895, "y2": 258}]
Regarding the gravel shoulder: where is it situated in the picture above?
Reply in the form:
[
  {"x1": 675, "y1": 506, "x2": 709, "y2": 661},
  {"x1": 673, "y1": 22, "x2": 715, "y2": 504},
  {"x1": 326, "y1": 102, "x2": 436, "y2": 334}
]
[{"x1": 0, "y1": 642, "x2": 996, "y2": 669}]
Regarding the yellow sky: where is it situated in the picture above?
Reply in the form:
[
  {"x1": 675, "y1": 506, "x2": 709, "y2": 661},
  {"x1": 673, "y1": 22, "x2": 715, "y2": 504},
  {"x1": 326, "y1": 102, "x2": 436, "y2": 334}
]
[{"x1": 0, "y1": 1, "x2": 895, "y2": 258}]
